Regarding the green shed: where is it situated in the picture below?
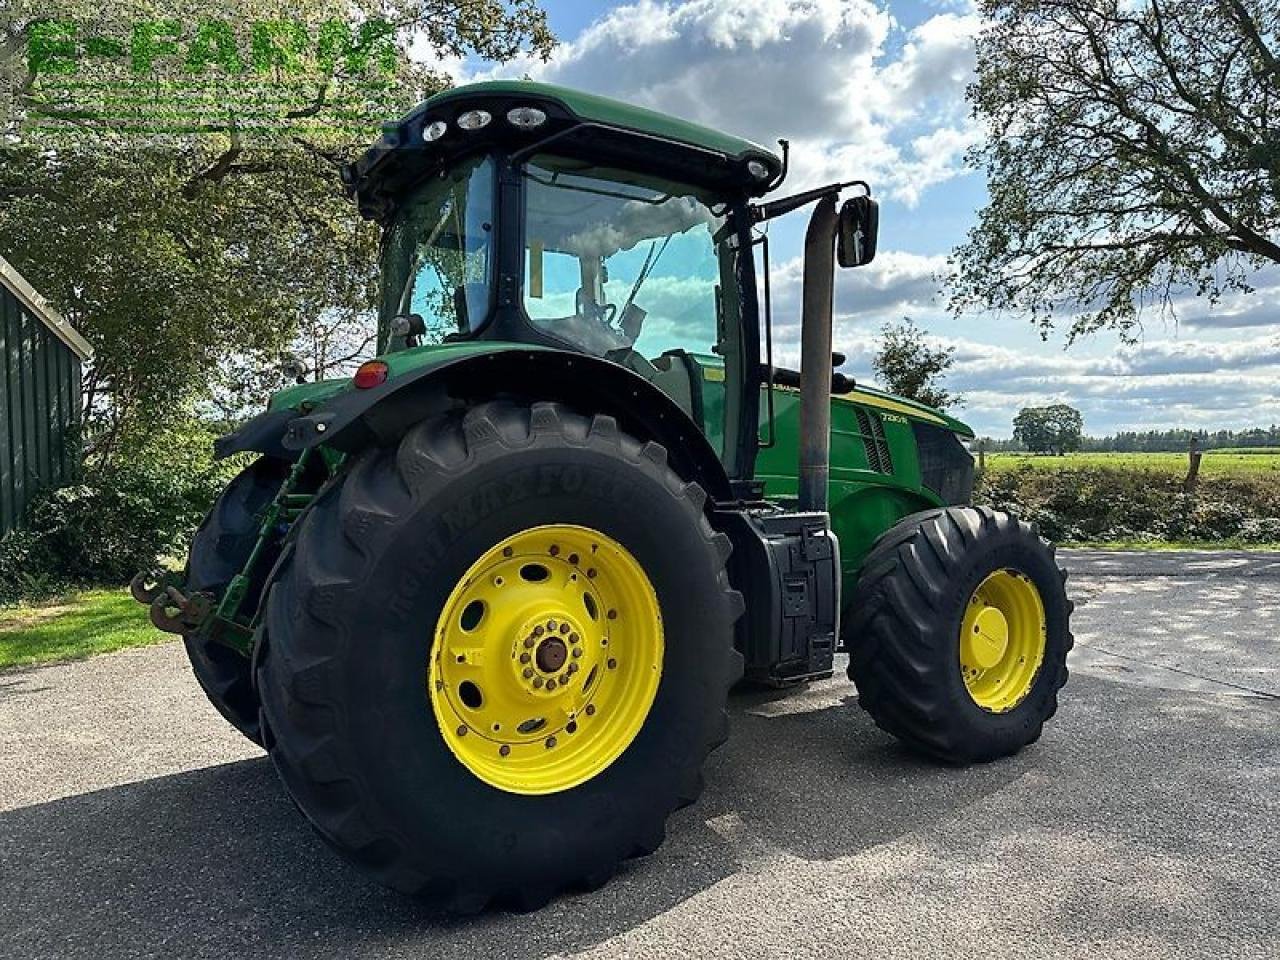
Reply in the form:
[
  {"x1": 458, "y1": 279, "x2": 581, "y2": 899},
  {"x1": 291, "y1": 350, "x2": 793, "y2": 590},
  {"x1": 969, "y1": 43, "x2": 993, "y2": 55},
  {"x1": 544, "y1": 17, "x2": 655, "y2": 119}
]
[{"x1": 0, "y1": 255, "x2": 93, "y2": 536}]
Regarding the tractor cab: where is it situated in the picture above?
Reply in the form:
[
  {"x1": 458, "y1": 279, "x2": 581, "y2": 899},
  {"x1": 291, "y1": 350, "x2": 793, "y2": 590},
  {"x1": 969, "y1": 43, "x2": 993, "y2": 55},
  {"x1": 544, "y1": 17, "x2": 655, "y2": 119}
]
[
  {"x1": 349, "y1": 81, "x2": 796, "y2": 481},
  {"x1": 376, "y1": 148, "x2": 743, "y2": 460}
]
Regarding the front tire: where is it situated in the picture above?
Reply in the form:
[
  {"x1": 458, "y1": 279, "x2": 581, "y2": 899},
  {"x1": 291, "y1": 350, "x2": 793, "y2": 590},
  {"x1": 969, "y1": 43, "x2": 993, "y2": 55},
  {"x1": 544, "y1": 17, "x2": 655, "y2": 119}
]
[
  {"x1": 256, "y1": 401, "x2": 743, "y2": 910},
  {"x1": 845, "y1": 506, "x2": 1072, "y2": 764}
]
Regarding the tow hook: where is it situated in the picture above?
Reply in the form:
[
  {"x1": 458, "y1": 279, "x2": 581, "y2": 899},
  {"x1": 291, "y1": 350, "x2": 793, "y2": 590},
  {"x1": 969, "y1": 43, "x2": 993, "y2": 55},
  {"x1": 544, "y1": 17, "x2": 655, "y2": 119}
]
[
  {"x1": 148, "y1": 585, "x2": 215, "y2": 634},
  {"x1": 130, "y1": 568, "x2": 178, "y2": 605},
  {"x1": 129, "y1": 569, "x2": 211, "y2": 635}
]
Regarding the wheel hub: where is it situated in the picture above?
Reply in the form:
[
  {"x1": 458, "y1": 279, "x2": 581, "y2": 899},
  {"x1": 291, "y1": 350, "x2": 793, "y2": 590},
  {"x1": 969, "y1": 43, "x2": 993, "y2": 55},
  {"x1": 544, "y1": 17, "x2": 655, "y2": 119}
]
[
  {"x1": 962, "y1": 605, "x2": 1009, "y2": 670},
  {"x1": 429, "y1": 524, "x2": 664, "y2": 795},
  {"x1": 535, "y1": 635, "x2": 569, "y2": 673},
  {"x1": 959, "y1": 569, "x2": 1047, "y2": 713}
]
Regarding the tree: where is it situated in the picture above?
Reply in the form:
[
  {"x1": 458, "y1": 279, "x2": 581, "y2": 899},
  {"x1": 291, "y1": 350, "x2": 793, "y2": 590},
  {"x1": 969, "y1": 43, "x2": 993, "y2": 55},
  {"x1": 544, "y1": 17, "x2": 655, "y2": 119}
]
[
  {"x1": 871, "y1": 317, "x2": 961, "y2": 410},
  {"x1": 951, "y1": 1, "x2": 1280, "y2": 342},
  {"x1": 1013, "y1": 404, "x2": 1084, "y2": 455},
  {"x1": 0, "y1": 1, "x2": 554, "y2": 463}
]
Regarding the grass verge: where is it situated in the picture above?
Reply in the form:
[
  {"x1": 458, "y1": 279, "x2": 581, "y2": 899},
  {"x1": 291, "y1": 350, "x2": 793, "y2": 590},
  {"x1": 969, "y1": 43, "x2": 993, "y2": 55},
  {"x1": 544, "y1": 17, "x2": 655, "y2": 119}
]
[
  {"x1": 0, "y1": 589, "x2": 168, "y2": 671},
  {"x1": 985, "y1": 451, "x2": 1280, "y2": 478},
  {"x1": 1067, "y1": 539, "x2": 1280, "y2": 552}
]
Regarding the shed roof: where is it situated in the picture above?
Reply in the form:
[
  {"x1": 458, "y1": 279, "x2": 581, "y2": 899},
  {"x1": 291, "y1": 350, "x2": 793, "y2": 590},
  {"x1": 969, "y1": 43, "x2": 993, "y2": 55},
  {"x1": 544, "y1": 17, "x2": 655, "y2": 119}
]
[{"x1": 0, "y1": 254, "x2": 92, "y2": 361}]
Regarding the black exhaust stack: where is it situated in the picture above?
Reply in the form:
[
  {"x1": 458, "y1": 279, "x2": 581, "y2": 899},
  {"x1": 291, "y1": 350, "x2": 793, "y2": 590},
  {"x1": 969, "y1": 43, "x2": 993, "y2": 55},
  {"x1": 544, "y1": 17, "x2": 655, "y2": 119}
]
[
  {"x1": 797, "y1": 194, "x2": 839, "y2": 513},
  {"x1": 732, "y1": 181, "x2": 876, "y2": 683}
]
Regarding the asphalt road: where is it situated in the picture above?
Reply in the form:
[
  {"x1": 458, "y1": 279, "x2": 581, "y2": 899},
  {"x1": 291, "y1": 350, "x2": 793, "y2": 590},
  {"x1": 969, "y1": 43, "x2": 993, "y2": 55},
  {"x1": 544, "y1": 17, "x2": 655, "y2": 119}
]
[{"x1": 1, "y1": 550, "x2": 1277, "y2": 959}]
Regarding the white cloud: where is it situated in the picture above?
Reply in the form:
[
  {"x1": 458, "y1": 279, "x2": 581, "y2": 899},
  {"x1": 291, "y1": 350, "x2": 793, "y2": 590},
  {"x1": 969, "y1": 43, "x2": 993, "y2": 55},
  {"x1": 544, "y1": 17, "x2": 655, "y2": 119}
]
[
  {"x1": 878, "y1": 12, "x2": 981, "y2": 116},
  {"x1": 451, "y1": 2, "x2": 1280, "y2": 438},
  {"x1": 895, "y1": 330, "x2": 1280, "y2": 436},
  {"x1": 1177, "y1": 266, "x2": 1280, "y2": 329},
  {"x1": 470, "y1": 0, "x2": 981, "y2": 206},
  {"x1": 759, "y1": 245, "x2": 1280, "y2": 435}
]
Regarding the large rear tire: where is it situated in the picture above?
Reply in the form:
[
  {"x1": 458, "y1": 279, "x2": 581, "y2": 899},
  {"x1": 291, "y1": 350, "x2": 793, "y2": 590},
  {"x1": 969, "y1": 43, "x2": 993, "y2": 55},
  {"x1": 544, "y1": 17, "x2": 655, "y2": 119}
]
[
  {"x1": 182, "y1": 457, "x2": 291, "y2": 746},
  {"x1": 845, "y1": 506, "x2": 1072, "y2": 764},
  {"x1": 256, "y1": 401, "x2": 743, "y2": 910}
]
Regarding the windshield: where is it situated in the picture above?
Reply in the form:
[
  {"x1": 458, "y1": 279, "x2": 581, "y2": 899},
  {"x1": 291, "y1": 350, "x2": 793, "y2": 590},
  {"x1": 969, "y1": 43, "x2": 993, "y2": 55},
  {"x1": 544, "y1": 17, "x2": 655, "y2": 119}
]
[
  {"x1": 522, "y1": 158, "x2": 730, "y2": 356},
  {"x1": 379, "y1": 155, "x2": 496, "y2": 346},
  {"x1": 522, "y1": 156, "x2": 744, "y2": 463}
]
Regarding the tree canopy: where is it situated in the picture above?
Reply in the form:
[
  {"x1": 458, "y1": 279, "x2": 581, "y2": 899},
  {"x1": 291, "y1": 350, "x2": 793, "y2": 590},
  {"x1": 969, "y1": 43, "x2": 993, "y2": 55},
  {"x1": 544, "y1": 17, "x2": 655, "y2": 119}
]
[
  {"x1": 951, "y1": 0, "x2": 1280, "y2": 341},
  {"x1": 0, "y1": 1, "x2": 553, "y2": 463},
  {"x1": 871, "y1": 317, "x2": 961, "y2": 411},
  {"x1": 1013, "y1": 404, "x2": 1084, "y2": 455}
]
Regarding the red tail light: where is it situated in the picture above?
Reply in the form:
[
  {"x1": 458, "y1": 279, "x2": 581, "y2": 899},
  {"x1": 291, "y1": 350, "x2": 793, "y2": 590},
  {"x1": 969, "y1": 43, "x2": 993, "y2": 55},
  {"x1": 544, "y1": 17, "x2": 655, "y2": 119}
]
[{"x1": 353, "y1": 360, "x2": 389, "y2": 389}]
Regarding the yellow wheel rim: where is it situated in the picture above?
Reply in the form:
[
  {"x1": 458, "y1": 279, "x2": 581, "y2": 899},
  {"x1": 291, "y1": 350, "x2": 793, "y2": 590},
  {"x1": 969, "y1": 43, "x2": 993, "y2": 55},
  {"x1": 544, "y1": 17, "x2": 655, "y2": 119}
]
[
  {"x1": 959, "y1": 569, "x2": 1046, "y2": 713},
  {"x1": 429, "y1": 524, "x2": 663, "y2": 795}
]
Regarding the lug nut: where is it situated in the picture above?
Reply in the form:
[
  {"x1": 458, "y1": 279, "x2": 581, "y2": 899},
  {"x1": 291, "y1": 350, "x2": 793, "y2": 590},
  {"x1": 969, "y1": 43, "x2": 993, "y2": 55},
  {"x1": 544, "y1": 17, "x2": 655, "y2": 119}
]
[
  {"x1": 572, "y1": 647, "x2": 582, "y2": 658},
  {"x1": 533, "y1": 625, "x2": 544, "y2": 637},
  {"x1": 547, "y1": 619, "x2": 557, "y2": 631},
  {"x1": 585, "y1": 704, "x2": 596, "y2": 716},
  {"x1": 569, "y1": 632, "x2": 580, "y2": 645},
  {"x1": 523, "y1": 667, "x2": 534, "y2": 679},
  {"x1": 499, "y1": 745, "x2": 511, "y2": 757},
  {"x1": 520, "y1": 652, "x2": 531, "y2": 663},
  {"x1": 546, "y1": 679, "x2": 557, "y2": 690},
  {"x1": 524, "y1": 637, "x2": 535, "y2": 649},
  {"x1": 560, "y1": 622, "x2": 570, "y2": 635},
  {"x1": 533, "y1": 677, "x2": 544, "y2": 688},
  {"x1": 568, "y1": 662, "x2": 578, "y2": 674}
]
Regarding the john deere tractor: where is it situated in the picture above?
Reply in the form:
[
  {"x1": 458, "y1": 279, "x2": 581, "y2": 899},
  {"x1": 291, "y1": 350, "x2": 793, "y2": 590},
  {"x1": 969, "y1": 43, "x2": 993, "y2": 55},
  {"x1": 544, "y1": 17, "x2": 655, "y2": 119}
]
[{"x1": 134, "y1": 81, "x2": 1072, "y2": 911}]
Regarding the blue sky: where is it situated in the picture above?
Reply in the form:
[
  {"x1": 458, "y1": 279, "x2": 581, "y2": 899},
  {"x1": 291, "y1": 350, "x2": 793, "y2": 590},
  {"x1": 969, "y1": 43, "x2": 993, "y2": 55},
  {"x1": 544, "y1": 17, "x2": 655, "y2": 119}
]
[{"x1": 438, "y1": 0, "x2": 1280, "y2": 438}]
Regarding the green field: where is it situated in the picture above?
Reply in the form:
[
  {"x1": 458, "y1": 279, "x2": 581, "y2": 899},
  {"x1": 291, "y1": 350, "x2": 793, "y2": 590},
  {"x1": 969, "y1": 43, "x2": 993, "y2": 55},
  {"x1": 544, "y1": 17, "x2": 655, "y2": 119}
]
[
  {"x1": 0, "y1": 589, "x2": 166, "y2": 671},
  {"x1": 984, "y1": 450, "x2": 1280, "y2": 477}
]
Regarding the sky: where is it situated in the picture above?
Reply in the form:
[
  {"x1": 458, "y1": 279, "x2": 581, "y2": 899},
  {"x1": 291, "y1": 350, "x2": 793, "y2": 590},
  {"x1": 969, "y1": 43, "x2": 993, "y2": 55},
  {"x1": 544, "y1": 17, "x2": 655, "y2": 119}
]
[{"x1": 432, "y1": 0, "x2": 1280, "y2": 438}]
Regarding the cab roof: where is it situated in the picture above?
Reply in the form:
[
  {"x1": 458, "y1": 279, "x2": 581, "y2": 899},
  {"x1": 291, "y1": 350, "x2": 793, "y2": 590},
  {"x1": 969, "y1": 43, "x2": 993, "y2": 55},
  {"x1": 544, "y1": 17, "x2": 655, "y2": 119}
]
[{"x1": 345, "y1": 81, "x2": 784, "y2": 221}]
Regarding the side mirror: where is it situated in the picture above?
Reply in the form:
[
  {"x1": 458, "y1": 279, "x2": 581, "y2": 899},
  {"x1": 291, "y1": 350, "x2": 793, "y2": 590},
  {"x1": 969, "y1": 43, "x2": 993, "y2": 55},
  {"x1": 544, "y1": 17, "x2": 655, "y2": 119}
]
[{"x1": 837, "y1": 195, "x2": 878, "y2": 268}]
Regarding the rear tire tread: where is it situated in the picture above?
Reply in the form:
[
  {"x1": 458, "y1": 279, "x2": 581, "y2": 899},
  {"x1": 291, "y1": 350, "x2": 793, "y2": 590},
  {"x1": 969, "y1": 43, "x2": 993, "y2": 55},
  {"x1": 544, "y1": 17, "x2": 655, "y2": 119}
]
[{"x1": 257, "y1": 401, "x2": 742, "y2": 909}]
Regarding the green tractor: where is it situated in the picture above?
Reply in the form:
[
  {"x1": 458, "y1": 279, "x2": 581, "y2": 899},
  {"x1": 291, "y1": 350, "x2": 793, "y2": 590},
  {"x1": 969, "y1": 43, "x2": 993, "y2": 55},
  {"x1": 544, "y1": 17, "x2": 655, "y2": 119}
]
[{"x1": 133, "y1": 81, "x2": 1072, "y2": 911}]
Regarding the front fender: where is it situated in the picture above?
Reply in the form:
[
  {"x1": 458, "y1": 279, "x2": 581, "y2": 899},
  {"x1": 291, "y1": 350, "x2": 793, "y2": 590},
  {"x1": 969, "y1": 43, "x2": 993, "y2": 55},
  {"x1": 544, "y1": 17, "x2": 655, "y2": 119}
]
[{"x1": 243, "y1": 348, "x2": 732, "y2": 501}]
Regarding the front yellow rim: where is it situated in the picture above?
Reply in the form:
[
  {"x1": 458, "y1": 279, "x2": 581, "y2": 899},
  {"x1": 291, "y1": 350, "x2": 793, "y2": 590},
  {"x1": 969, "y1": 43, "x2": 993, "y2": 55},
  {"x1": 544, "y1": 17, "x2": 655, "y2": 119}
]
[
  {"x1": 429, "y1": 524, "x2": 663, "y2": 795},
  {"x1": 959, "y1": 569, "x2": 1047, "y2": 713}
]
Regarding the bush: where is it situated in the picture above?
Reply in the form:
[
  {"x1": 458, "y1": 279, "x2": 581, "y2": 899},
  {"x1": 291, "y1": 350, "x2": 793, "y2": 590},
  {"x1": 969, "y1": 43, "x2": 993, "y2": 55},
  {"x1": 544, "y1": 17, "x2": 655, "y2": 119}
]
[
  {"x1": 0, "y1": 420, "x2": 241, "y2": 605},
  {"x1": 976, "y1": 465, "x2": 1280, "y2": 545}
]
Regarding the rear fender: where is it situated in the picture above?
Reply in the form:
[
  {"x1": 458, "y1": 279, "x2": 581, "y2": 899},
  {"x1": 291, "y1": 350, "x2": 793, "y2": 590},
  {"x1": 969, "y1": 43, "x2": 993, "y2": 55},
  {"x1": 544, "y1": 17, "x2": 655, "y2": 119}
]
[{"x1": 227, "y1": 349, "x2": 733, "y2": 501}]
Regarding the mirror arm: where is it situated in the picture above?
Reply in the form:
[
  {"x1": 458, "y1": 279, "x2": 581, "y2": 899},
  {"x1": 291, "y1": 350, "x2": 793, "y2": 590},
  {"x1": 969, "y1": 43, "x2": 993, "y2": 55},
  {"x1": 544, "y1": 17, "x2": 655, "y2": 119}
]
[{"x1": 749, "y1": 179, "x2": 870, "y2": 224}]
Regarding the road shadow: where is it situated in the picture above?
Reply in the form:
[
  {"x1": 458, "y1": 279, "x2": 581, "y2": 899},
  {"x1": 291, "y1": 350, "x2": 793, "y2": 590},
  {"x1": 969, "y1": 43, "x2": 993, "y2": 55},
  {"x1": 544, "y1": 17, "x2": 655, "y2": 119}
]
[
  {"x1": 6, "y1": 669, "x2": 1275, "y2": 960},
  {"x1": 0, "y1": 674, "x2": 52, "y2": 700},
  {"x1": 0, "y1": 682, "x2": 1025, "y2": 960}
]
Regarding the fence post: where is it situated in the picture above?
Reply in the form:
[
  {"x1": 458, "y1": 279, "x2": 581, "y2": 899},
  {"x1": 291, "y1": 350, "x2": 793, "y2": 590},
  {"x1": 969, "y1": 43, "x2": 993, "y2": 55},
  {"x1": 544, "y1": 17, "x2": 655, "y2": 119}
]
[{"x1": 1182, "y1": 436, "x2": 1202, "y2": 493}]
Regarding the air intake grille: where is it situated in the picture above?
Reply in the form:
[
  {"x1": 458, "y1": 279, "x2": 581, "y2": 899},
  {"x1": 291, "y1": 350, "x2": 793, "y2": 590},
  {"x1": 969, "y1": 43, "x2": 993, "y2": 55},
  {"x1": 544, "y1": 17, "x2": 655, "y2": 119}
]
[
  {"x1": 854, "y1": 408, "x2": 894, "y2": 474},
  {"x1": 913, "y1": 422, "x2": 975, "y2": 505}
]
